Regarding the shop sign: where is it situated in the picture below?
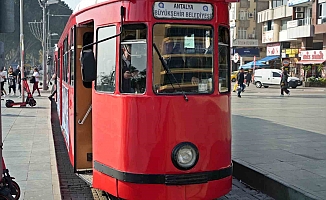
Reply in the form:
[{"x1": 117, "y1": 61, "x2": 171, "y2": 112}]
[
  {"x1": 300, "y1": 50, "x2": 326, "y2": 60},
  {"x1": 262, "y1": 31, "x2": 274, "y2": 43},
  {"x1": 267, "y1": 43, "x2": 280, "y2": 56},
  {"x1": 153, "y1": 2, "x2": 213, "y2": 20},
  {"x1": 233, "y1": 53, "x2": 240, "y2": 63},
  {"x1": 282, "y1": 59, "x2": 290, "y2": 67}
]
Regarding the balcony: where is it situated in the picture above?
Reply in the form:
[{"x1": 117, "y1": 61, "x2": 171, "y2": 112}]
[
  {"x1": 240, "y1": 0, "x2": 250, "y2": 8},
  {"x1": 257, "y1": 9, "x2": 274, "y2": 23},
  {"x1": 287, "y1": 18, "x2": 314, "y2": 39},
  {"x1": 232, "y1": 39, "x2": 259, "y2": 47},
  {"x1": 279, "y1": 30, "x2": 296, "y2": 42},
  {"x1": 273, "y1": 6, "x2": 286, "y2": 19},
  {"x1": 237, "y1": 20, "x2": 250, "y2": 29}
]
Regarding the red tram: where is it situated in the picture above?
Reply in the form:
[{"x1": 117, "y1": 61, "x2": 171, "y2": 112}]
[{"x1": 55, "y1": 0, "x2": 236, "y2": 199}]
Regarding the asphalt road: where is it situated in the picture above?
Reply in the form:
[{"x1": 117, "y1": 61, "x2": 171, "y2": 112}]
[{"x1": 230, "y1": 83, "x2": 326, "y2": 199}]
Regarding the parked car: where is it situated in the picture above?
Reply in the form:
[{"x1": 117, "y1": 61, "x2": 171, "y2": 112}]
[
  {"x1": 231, "y1": 70, "x2": 249, "y2": 82},
  {"x1": 231, "y1": 71, "x2": 238, "y2": 82},
  {"x1": 254, "y1": 69, "x2": 302, "y2": 88}
]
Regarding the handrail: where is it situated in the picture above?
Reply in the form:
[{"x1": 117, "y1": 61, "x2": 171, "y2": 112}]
[{"x1": 78, "y1": 105, "x2": 92, "y2": 125}]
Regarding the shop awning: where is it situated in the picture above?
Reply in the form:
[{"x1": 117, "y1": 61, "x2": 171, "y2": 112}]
[
  {"x1": 239, "y1": 61, "x2": 269, "y2": 69},
  {"x1": 258, "y1": 55, "x2": 280, "y2": 62},
  {"x1": 296, "y1": 60, "x2": 326, "y2": 64}
]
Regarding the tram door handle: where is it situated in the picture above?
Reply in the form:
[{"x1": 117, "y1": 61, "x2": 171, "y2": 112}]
[{"x1": 78, "y1": 105, "x2": 92, "y2": 125}]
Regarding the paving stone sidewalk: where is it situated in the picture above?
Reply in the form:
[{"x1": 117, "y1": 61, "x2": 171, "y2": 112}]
[
  {"x1": 231, "y1": 90, "x2": 326, "y2": 200},
  {"x1": 1, "y1": 90, "x2": 60, "y2": 200}
]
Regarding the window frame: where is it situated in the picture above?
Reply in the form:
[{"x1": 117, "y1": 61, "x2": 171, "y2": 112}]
[
  {"x1": 119, "y1": 23, "x2": 148, "y2": 95},
  {"x1": 95, "y1": 25, "x2": 117, "y2": 93},
  {"x1": 218, "y1": 25, "x2": 231, "y2": 94},
  {"x1": 69, "y1": 27, "x2": 75, "y2": 86},
  {"x1": 152, "y1": 23, "x2": 215, "y2": 95},
  {"x1": 63, "y1": 37, "x2": 69, "y2": 83}
]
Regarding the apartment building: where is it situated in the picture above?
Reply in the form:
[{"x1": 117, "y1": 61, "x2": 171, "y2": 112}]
[
  {"x1": 257, "y1": 0, "x2": 326, "y2": 78},
  {"x1": 230, "y1": 0, "x2": 269, "y2": 71}
]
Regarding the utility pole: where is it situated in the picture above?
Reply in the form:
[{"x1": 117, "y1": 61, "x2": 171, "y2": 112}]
[
  {"x1": 38, "y1": 0, "x2": 61, "y2": 90},
  {"x1": 38, "y1": 0, "x2": 48, "y2": 90},
  {"x1": 0, "y1": 0, "x2": 15, "y2": 183},
  {"x1": 20, "y1": 0, "x2": 25, "y2": 102}
]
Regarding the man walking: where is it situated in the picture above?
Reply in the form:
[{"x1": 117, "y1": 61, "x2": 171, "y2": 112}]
[
  {"x1": 237, "y1": 68, "x2": 245, "y2": 98},
  {"x1": 280, "y1": 67, "x2": 290, "y2": 96}
]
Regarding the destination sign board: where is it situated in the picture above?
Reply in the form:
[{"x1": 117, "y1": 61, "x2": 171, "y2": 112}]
[{"x1": 153, "y1": 2, "x2": 213, "y2": 20}]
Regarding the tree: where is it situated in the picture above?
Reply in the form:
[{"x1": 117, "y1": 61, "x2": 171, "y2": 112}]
[
  {"x1": 302, "y1": 65, "x2": 311, "y2": 82},
  {"x1": 0, "y1": 0, "x2": 71, "y2": 68}
]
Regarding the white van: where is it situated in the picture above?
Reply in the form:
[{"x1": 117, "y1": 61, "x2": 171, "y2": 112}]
[{"x1": 254, "y1": 69, "x2": 302, "y2": 88}]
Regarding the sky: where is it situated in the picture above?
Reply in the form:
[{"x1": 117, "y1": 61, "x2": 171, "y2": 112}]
[{"x1": 62, "y1": 0, "x2": 81, "y2": 9}]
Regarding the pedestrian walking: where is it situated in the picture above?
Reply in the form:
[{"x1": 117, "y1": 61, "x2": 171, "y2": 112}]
[
  {"x1": 7, "y1": 67, "x2": 17, "y2": 96},
  {"x1": 32, "y1": 67, "x2": 41, "y2": 96},
  {"x1": 15, "y1": 65, "x2": 26, "y2": 97},
  {"x1": 246, "y1": 72, "x2": 252, "y2": 87},
  {"x1": 0, "y1": 68, "x2": 7, "y2": 97},
  {"x1": 237, "y1": 68, "x2": 245, "y2": 98},
  {"x1": 280, "y1": 67, "x2": 290, "y2": 97},
  {"x1": 48, "y1": 73, "x2": 57, "y2": 101}
]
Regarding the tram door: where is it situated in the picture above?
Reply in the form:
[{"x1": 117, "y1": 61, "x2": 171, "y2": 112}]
[{"x1": 74, "y1": 26, "x2": 94, "y2": 171}]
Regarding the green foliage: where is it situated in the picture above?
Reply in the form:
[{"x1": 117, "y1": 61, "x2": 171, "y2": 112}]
[
  {"x1": 0, "y1": 0, "x2": 72, "y2": 68},
  {"x1": 302, "y1": 65, "x2": 311, "y2": 71},
  {"x1": 307, "y1": 77, "x2": 326, "y2": 85}
]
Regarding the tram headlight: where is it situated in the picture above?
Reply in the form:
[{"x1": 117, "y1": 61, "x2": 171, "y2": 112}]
[{"x1": 172, "y1": 142, "x2": 199, "y2": 170}]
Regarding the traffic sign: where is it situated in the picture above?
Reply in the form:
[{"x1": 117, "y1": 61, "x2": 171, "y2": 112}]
[{"x1": 233, "y1": 53, "x2": 239, "y2": 63}]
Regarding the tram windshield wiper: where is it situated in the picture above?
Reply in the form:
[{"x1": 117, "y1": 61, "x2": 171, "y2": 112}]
[{"x1": 153, "y1": 43, "x2": 188, "y2": 102}]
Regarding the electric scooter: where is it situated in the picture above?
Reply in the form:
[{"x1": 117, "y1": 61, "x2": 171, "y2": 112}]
[
  {"x1": 0, "y1": 159, "x2": 20, "y2": 200},
  {"x1": 5, "y1": 78, "x2": 36, "y2": 108}
]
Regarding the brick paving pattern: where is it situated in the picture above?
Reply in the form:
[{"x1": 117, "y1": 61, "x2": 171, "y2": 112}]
[
  {"x1": 218, "y1": 178, "x2": 274, "y2": 200},
  {"x1": 50, "y1": 101, "x2": 107, "y2": 200}
]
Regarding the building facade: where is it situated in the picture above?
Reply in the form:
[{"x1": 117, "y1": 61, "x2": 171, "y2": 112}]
[
  {"x1": 257, "y1": 0, "x2": 326, "y2": 78},
  {"x1": 230, "y1": 0, "x2": 269, "y2": 71}
]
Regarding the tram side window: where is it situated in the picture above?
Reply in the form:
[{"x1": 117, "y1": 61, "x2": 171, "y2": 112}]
[
  {"x1": 120, "y1": 24, "x2": 147, "y2": 94},
  {"x1": 69, "y1": 28, "x2": 75, "y2": 86},
  {"x1": 57, "y1": 49, "x2": 61, "y2": 79},
  {"x1": 96, "y1": 26, "x2": 116, "y2": 92},
  {"x1": 218, "y1": 26, "x2": 230, "y2": 93},
  {"x1": 63, "y1": 37, "x2": 69, "y2": 83}
]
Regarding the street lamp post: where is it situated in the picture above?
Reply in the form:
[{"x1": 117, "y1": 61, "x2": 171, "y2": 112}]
[
  {"x1": 38, "y1": 0, "x2": 60, "y2": 90},
  {"x1": 20, "y1": 0, "x2": 25, "y2": 102}
]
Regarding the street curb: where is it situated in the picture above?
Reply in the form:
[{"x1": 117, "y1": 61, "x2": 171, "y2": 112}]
[
  {"x1": 47, "y1": 95, "x2": 62, "y2": 200},
  {"x1": 232, "y1": 159, "x2": 322, "y2": 200}
]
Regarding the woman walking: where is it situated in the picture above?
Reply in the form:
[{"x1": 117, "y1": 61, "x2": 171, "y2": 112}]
[
  {"x1": 0, "y1": 68, "x2": 7, "y2": 97},
  {"x1": 32, "y1": 67, "x2": 41, "y2": 96},
  {"x1": 280, "y1": 67, "x2": 290, "y2": 96},
  {"x1": 7, "y1": 67, "x2": 17, "y2": 96}
]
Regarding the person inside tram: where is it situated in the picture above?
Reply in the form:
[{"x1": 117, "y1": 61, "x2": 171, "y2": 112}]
[
  {"x1": 121, "y1": 43, "x2": 134, "y2": 93},
  {"x1": 163, "y1": 41, "x2": 199, "y2": 85}
]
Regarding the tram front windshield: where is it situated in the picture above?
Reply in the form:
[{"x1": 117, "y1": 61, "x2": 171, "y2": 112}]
[{"x1": 153, "y1": 24, "x2": 213, "y2": 94}]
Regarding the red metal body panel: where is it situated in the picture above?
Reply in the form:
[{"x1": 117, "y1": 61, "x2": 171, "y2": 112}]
[
  {"x1": 68, "y1": 84, "x2": 75, "y2": 165},
  {"x1": 92, "y1": 95, "x2": 231, "y2": 173},
  {"x1": 56, "y1": 0, "x2": 232, "y2": 199}
]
